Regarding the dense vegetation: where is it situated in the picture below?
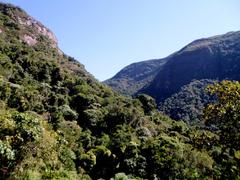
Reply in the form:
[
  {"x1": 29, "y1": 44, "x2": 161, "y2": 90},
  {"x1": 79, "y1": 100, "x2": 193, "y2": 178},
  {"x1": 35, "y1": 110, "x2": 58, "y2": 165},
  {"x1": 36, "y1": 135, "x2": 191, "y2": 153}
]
[
  {"x1": 104, "y1": 58, "x2": 168, "y2": 95},
  {"x1": 159, "y1": 79, "x2": 216, "y2": 124},
  {"x1": 106, "y1": 31, "x2": 240, "y2": 124},
  {"x1": 141, "y1": 31, "x2": 240, "y2": 103},
  {"x1": 0, "y1": 3, "x2": 240, "y2": 179}
]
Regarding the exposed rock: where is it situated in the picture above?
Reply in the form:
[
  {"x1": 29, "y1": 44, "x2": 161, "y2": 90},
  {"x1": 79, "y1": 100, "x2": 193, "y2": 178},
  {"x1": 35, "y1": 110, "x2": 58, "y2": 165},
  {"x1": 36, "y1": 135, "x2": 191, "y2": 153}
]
[
  {"x1": 18, "y1": 16, "x2": 58, "y2": 48},
  {"x1": 22, "y1": 34, "x2": 37, "y2": 46},
  {"x1": 58, "y1": 48, "x2": 63, "y2": 55}
]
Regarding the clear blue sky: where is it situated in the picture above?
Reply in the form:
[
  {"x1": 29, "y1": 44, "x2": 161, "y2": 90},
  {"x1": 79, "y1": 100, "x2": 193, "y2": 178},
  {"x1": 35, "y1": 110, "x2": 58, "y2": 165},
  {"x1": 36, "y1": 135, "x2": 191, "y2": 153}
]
[{"x1": 2, "y1": 0, "x2": 240, "y2": 80}]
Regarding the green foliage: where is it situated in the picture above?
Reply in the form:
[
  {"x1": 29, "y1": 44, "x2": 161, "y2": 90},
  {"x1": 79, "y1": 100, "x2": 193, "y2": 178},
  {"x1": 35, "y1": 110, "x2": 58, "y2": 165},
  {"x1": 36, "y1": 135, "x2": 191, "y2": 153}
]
[
  {"x1": 104, "y1": 58, "x2": 167, "y2": 95},
  {"x1": 0, "y1": 3, "x2": 238, "y2": 179},
  {"x1": 160, "y1": 79, "x2": 216, "y2": 124},
  {"x1": 110, "y1": 172, "x2": 136, "y2": 180},
  {"x1": 136, "y1": 94, "x2": 157, "y2": 115},
  {"x1": 13, "y1": 112, "x2": 42, "y2": 141},
  {"x1": 59, "y1": 104, "x2": 78, "y2": 121},
  {"x1": 204, "y1": 80, "x2": 240, "y2": 178},
  {"x1": 0, "y1": 140, "x2": 15, "y2": 168},
  {"x1": 204, "y1": 80, "x2": 240, "y2": 149}
]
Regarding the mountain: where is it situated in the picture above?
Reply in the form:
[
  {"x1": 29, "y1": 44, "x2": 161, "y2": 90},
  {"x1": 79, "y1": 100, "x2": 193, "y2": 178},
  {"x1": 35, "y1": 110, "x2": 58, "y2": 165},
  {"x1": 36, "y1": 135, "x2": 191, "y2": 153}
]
[
  {"x1": 0, "y1": 3, "x2": 239, "y2": 179},
  {"x1": 106, "y1": 31, "x2": 240, "y2": 123},
  {"x1": 104, "y1": 58, "x2": 168, "y2": 95},
  {"x1": 106, "y1": 31, "x2": 240, "y2": 103},
  {"x1": 159, "y1": 79, "x2": 216, "y2": 124},
  {"x1": 140, "y1": 31, "x2": 240, "y2": 102}
]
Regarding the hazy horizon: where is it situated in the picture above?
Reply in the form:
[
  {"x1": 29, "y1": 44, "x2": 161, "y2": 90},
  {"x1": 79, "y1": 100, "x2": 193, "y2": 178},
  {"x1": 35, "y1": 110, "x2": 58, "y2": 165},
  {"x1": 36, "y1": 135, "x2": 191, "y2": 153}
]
[{"x1": 2, "y1": 0, "x2": 240, "y2": 80}]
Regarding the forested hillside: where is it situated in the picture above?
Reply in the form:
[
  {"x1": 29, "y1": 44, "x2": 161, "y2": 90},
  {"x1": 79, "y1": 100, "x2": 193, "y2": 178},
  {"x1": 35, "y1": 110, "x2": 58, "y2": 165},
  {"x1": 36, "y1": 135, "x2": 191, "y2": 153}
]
[
  {"x1": 104, "y1": 58, "x2": 168, "y2": 95},
  {"x1": 159, "y1": 79, "x2": 216, "y2": 124},
  {"x1": 106, "y1": 31, "x2": 240, "y2": 124},
  {"x1": 0, "y1": 3, "x2": 240, "y2": 179},
  {"x1": 140, "y1": 31, "x2": 240, "y2": 103}
]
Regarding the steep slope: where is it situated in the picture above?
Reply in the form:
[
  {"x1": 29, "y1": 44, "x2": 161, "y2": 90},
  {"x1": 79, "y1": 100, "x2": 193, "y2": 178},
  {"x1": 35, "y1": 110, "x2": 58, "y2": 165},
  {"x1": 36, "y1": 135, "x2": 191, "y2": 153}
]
[
  {"x1": 0, "y1": 3, "x2": 227, "y2": 179},
  {"x1": 104, "y1": 58, "x2": 168, "y2": 95},
  {"x1": 105, "y1": 31, "x2": 240, "y2": 124},
  {"x1": 1, "y1": 3, "x2": 240, "y2": 179},
  {"x1": 140, "y1": 31, "x2": 240, "y2": 102},
  {"x1": 0, "y1": 3, "x2": 91, "y2": 79},
  {"x1": 159, "y1": 79, "x2": 216, "y2": 123},
  {"x1": 106, "y1": 31, "x2": 240, "y2": 105}
]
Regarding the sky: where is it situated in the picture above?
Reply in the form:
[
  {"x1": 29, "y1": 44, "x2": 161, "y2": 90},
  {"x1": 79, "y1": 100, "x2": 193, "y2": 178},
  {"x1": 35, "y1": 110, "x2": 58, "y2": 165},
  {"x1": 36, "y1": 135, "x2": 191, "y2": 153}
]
[{"x1": 2, "y1": 0, "x2": 240, "y2": 81}]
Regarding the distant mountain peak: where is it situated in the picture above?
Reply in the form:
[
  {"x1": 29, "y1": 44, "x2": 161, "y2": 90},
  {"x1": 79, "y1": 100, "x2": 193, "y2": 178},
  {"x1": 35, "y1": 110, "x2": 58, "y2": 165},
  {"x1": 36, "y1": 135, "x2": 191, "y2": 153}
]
[
  {"x1": 179, "y1": 31, "x2": 240, "y2": 54},
  {"x1": 104, "y1": 58, "x2": 168, "y2": 95},
  {"x1": 106, "y1": 30, "x2": 240, "y2": 103}
]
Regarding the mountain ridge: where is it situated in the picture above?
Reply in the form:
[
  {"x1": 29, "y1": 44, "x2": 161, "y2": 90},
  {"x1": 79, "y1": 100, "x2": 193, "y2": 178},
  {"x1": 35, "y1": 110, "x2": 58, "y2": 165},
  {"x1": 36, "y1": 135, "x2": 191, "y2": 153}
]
[
  {"x1": 1, "y1": 2, "x2": 240, "y2": 179},
  {"x1": 140, "y1": 30, "x2": 240, "y2": 102},
  {"x1": 104, "y1": 57, "x2": 169, "y2": 94},
  {"x1": 106, "y1": 30, "x2": 240, "y2": 103}
]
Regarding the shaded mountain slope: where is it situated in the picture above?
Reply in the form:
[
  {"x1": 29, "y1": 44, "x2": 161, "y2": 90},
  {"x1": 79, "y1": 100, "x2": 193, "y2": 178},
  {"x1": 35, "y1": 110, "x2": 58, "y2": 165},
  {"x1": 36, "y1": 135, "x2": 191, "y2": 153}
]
[
  {"x1": 105, "y1": 31, "x2": 240, "y2": 125},
  {"x1": 140, "y1": 31, "x2": 240, "y2": 102},
  {"x1": 159, "y1": 79, "x2": 216, "y2": 123},
  {"x1": 106, "y1": 31, "x2": 240, "y2": 105},
  {"x1": 104, "y1": 58, "x2": 168, "y2": 95}
]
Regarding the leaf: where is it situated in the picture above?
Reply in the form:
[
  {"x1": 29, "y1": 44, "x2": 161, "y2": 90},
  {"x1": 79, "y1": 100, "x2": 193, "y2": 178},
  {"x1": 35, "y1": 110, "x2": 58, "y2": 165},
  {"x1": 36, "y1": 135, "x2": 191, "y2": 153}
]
[{"x1": 234, "y1": 150, "x2": 240, "y2": 159}]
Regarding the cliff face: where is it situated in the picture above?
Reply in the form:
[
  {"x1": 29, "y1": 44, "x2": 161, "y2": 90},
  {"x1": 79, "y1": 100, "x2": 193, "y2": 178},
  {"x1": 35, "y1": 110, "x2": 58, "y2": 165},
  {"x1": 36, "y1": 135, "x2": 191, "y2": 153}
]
[
  {"x1": 0, "y1": 3, "x2": 94, "y2": 78},
  {"x1": 0, "y1": 3, "x2": 59, "y2": 49},
  {"x1": 17, "y1": 15, "x2": 58, "y2": 47}
]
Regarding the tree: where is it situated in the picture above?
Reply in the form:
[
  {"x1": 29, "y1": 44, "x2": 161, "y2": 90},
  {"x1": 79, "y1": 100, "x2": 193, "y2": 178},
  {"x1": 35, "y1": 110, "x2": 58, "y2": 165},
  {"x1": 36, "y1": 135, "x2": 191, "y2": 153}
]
[
  {"x1": 204, "y1": 80, "x2": 240, "y2": 150},
  {"x1": 136, "y1": 94, "x2": 157, "y2": 115},
  {"x1": 204, "y1": 80, "x2": 240, "y2": 178}
]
